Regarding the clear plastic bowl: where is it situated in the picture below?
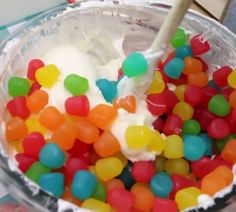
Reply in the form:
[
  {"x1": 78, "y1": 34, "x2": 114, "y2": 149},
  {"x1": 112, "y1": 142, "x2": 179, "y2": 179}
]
[{"x1": 0, "y1": 1, "x2": 236, "y2": 211}]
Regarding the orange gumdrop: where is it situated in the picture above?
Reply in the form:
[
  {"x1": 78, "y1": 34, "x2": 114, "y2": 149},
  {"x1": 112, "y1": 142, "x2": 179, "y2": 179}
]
[
  {"x1": 105, "y1": 178, "x2": 125, "y2": 191},
  {"x1": 62, "y1": 189, "x2": 82, "y2": 206},
  {"x1": 183, "y1": 57, "x2": 203, "y2": 75},
  {"x1": 39, "y1": 106, "x2": 65, "y2": 131},
  {"x1": 75, "y1": 119, "x2": 100, "y2": 144},
  {"x1": 229, "y1": 90, "x2": 236, "y2": 108},
  {"x1": 88, "y1": 104, "x2": 118, "y2": 130},
  {"x1": 52, "y1": 122, "x2": 77, "y2": 150},
  {"x1": 26, "y1": 90, "x2": 48, "y2": 113},
  {"x1": 131, "y1": 184, "x2": 155, "y2": 211},
  {"x1": 94, "y1": 131, "x2": 121, "y2": 157},
  {"x1": 6, "y1": 117, "x2": 28, "y2": 142},
  {"x1": 187, "y1": 72, "x2": 208, "y2": 88},
  {"x1": 221, "y1": 139, "x2": 236, "y2": 164},
  {"x1": 113, "y1": 95, "x2": 136, "y2": 113},
  {"x1": 213, "y1": 165, "x2": 233, "y2": 185}
]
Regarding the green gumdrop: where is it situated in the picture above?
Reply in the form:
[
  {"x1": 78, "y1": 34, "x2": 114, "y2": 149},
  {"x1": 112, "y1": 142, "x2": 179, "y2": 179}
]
[
  {"x1": 8, "y1": 76, "x2": 30, "y2": 97},
  {"x1": 182, "y1": 119, "x2": 201, "y2": 135},
  {"x1": 216, "y1": 134, "x2": 236, "y2": 153},
  {"x1": 208, "y1": 94, "x2": 231, "y2": 117},
  {"x1": 171, "y1": 28, "x2": 187, "y2": 48},
  {"x1": 64, "y1": 74, "x2": 89, "y2": 96},
  {"x1": 92, "y1": 181, "x2": 106, "y2": 202},
  {"x1": 122, "y1": 52, "x2": 148, "y2": 77},
  {"x1": 26, "y1": 162, "x2": 51, "y2": 183}
]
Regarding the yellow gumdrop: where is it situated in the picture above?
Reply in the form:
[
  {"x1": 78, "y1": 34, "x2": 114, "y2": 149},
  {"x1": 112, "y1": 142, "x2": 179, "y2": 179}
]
[
  {"x1": 228, "y1": 69, "x2": 236, "y2": 89},
  {"x1": 147, "y1": 71, "x2": 165, "y2": 94},
  {"x1": 35, "y1": 64, "x2": 60, "y2": 88},
  {"x1": 175, "y1": 187, "x2": 202, "y2": 210},
  {"x1": 125, "y1": 125, "x2": 153, "y2": 149},
  {"x1": 10, "y1": 140, "x2": 24, "y2": 153},
  {"x1": 147, "y1": 131, "x2": 165, "y2": 153},
  {"x1": 95, "y1": 157, "x2": 123, "y2": 181},
  {"x1": 173, "y1": 101, "x2": 194, "y2": 121},
  {"x1": 81, "y1": 198, "x2": 111, "y2": 212},
  {"x1": 164, "y1": 135, "x2": 183, "y2": 159},
  {"x1": 165, "y1": 158, "x2": 190, "y2": 176},
  {"x1": 89, "y1": 165, "x2": 96, "y2": 175},
  {"x1": 114, "y1": 152, "x2": 128, "y2": 167},
  {"x1": 175, "y1": 84, "x2": 187, "y2": 101},
  {"x1": 25, "y1": 117, "x2": 47, "y2": 134}
]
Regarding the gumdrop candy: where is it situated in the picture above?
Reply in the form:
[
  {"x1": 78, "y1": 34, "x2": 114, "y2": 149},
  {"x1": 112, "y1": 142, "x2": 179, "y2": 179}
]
[
  {"x1": 171, "y1": 28, "x2": 187, "y2": 48},
  {"x1": 82, "y1": 198, "x2": 111, "y2": 212},
  {"x1": 96, "y1": 79, "x2": 117, "y2": 103},
  {"x1": 27, "y1": 59, "x2": 45, "y2": 81},
  {"x1": 26, "y1": 90, "x2": 48, "y2": 113},
  {"x1": 8, "y1": 77, "x2": 30, "y2": 97},
  {"x1": 164, "y1": 58, "x2": 184, "y2": 79}
]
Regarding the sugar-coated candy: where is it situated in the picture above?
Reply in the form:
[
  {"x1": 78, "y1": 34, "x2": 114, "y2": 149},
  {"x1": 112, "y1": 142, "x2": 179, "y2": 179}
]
[
  {"x1": 199, "y1": 133, "x2": 213, "y2": 155},
  {"x1": 175, "y1": 45, "x2": 193, "y2": 60},
  {"x1": 207, "y1": 118, "x2": 230, "y2": 139},
  {"x1": 182, "y1": 119, "x2": 201, "y2": 135},
  {"x1": 122, "y1": 52, "x2": 148, "y2": 77},
  {"x1": 183, "y1": 57, "x2": 203, "y2": 75},
  {"x1": 229, "y1": 90, "x2": 236, "y2": 108},
  {"x1": 25, "y1": 161, "x2": 51, "y2": 183},
  {"x1": 163, "y1": 114, "x2": 183, "y2": 136},
  {"x1": 146, "y1": 93, "x2": 167, "y2": 116},
  {"x1": 163, "y1": 89, "x2": 178, "y2": 113},
  {"x1": 165, "y1": 158, "x2": 190, "y2": 176},
  {"x1": 71, "y1": 170, "x2": 97, "y2": 200},
  {"x1": 227, "y1": 69, "x2": 236, "y2": 89},
  {"x1": 184, "y1": 135, "x2": 206, "y2": 161},
  {"x1": 39, "y1": 173, "x2": 64, "y2": 197},
  {"x1": 164, "y1": 58, "x2": 184, "y2": 79},
  {"x1": 153, "y1": 197, "x2": 178, "y2": 212},
  {"x1": 107, "y1": 188, "x2": 134, "y2": 211},
  {"x1": 147, "y1": 71, "x2": 165, "y2": 94},
  {"x1": 131, "y1": 161, "x2": 155, "y2": 183},
  {"x1": 93, "y1": 131, "x2": 120, "y2": 157},
  {"x1": 216, "y1": 134, "x2": 236, "y2": 154},
  {"x1": 15, "y1": 153, "x2": 37, "y2": 173},
  {"x1": 39, "y1": 143, "x2": 65, "y2": 169},
  {"x1": 27, "y1": 59, "x2": 45, "y2": 81},
  {"x1": 113, "y1": 95, "x2": 136, "y2": 113},
  {"x1": 8, "y1": 77, "x2": 30, "y2": 97},
  {"x1": 184, "y1": 85, "x2": 203, "y2": 106},
  {"x1": 175, "y1": 84, "x2": 187, "y2": 101},
  {"x1": 26, "y1": 90, "x2": 48, "y2": 113},
  {"x1": 173, "y1": 101, "x2": 194, "y2": 121},
  {"x1": 11, "y1": 139, "x2": 24, "y2": 153},
  {"x1": 91, "y1": 181, "x2": 106, "y2": 202},
  {"x1": 82, "y1": 198, "x2": 111, "y2": 212},
  {"x1": 125, "y1": 125, "x2": 153, "y2": 149},
  {"x1": 150, "y1": 172, "x2": 173, "y2": 198},
  {"x1": 117, "y1": 161, "x2": 135, "y2": 189},
  {"x1": 208, "y1": 94, "x2": 230, "y2": 117},
  {"x1": 6, "y1": 117, "x2": 28, "y2": 142},
  {"x1": 36, "y1": 64, "x2": 60, "y2": 88},
  {"x1": 95, "y1": 157, "x2": 123, "y2": 181},
  {"x1": 28, "y1": 81, "x2": 41, "y2": 96},
  {"x1": 213, "y1": 66, "x2": 232, "y2": 87},
  {"x1": 190, "y1": 34, "x2": 210, "y2": 55},
  {"x1": 7, "y1": 96, "x2": 30, "y2": 119},
  {"x1": 155, "y1": 155, "x2": 166, "y2": 172},
  {"x1": 164, "y1": 135, "x2": 183, "y2": 159},
  {"x1": 171, "y1": 28, "x2": 187, "y2": 48},
  {"x1": 221, "y1": 139, "x2": 236, "y2": 163},
  {"x1": 152, "y1": 117, "x2": 164, "y2": 132},
  {"x1": 25, "y1": 117, "x2": 47, "y2": 135},
  {"x1": 106, "y1": 178, "x2": 125, "y2": 191},
  {"x1": 96, "y1": 79, "x2": 117, "y2": 103},
  {"x1": 175, "y1": 187, "x2": 202, "y2": 210},
  {"x1": 147, "y1": 131, "x2": 165, "y2": 153},
  {"x1": 201, "y1": 86, "x2": 219, "y2": 106},
  {"x1": 23, "y1": 132, "x2": 45, "y2": 157},
  {"x1": 187, "y1": 72, "x2": 208, "y2": 88}
]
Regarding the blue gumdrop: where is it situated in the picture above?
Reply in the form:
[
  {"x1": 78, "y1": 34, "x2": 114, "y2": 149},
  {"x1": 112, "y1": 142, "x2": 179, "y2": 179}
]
[
  {"x1": 183, "y1": 135, "x2": 207, "y2": 161},
  {"x1": 164, "y1": 58, "x2": 185, "y2": 79},
  {"x1": 96, "y1": 79, "x2": 117, "y2": 103},
  {"x1": 199, "y1": 133, "x2": 213, "y2": 156},
  {"x1": 39, "y1": 173, "x2": 64, "y2": 198},
  {"x1": 175, "y1": 45, "x2": 193, "y2": 60},
  {"x1": 117, "y1": 161, "x2": 135, "y2": 189},
  {"x1": 150, "y1": 172, "x2": 173, "y2": 198},
  {"x1": 71, "y1": 170, "x2": 97, "y2": 200},
  {"x1": 39, "y1": 143, "x2": 65, "y2": 169}
]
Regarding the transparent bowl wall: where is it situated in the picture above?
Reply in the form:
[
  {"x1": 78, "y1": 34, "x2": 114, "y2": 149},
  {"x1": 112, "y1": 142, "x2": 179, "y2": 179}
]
[{"x1": 0, "y1": 1, "x2": 236, "y2": 211}]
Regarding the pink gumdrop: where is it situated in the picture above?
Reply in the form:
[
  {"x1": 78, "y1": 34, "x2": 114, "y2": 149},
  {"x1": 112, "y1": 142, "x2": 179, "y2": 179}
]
[
  {"x1": 201, "y1": 87, "x2": 219, "y2": 107},
  {"x1": 6, "y1": 96, "x2": 30, "y2": 119},
  {"x1": 162, "y1": 114, "x2": 183, "y2": 136},
  {"x1": 184, "y1": 85, "x2": 204, "y2": 106},
  {"x1": 23, "y1": 132, "x2": 45, "y2": 157},
  {"x1": 15, "y1": 153, "x2": 37, "y2": 173},
  {"x1": 28, "y1": 82, "x2": 41, "y2": 96},
  {"x1": 68, "y1": 139, "x2": 91, "y2": 157},
  {"x1": 131, "y1": 161, "x2": 155, "y2": 183},
  {"x1": 163, "y1": 90, "x2": 178, "y2": 113},
  {"x1": 65, "y1": 95, "x2": 90, "y2": 117},
  {"x1": 190, "y1": 34, "x2": 210, "y2": 55},
  {"x1": 27, "y1": 59, "x2": 45, "y2": 81},
  {"x1": 213, "y1": 66, "x2": 232, "y2": 87},
  {"x1": 107, "y1": 188, "x2": 134, "y2": 212},
  {"x1": 207, "y1": 118, "x2": 231, "y2": 139},
  {"x1": 152, "y1": 118, "x2": 164, "y2": 132},
  {"x1": 153, "y1": 197, "x2": 178, "y2": 212},
  {"x1": 146, "y1": 93, "x2": 167, "y2": 116}
]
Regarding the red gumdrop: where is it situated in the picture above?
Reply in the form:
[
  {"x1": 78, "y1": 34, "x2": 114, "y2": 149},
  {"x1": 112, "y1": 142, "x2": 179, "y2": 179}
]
[
  {"x1": 162, "y1": 114, "x2": 183, "y2": 136},
  {"x1": 195, "y1": 57, "x2": 208, "y2": 71},
  {"x1": 213, "y1": 66, "x2": 232, "y2": 87},
  {"x1": 65, "y1": 95, "x2": 90, "y2": 117},
  {"x1": 28, "y1": 82, "x2": 41, "y2": 96},
  {"x1": 107, "y1": 188, "x2": 134, "y2": 212},
  {"x1": 87, "y1": 149, "x2": 101, "y2": 165},
  {"x1": 221, "y1": 87, "x2": 234, "y2": 100},
  {"x1": 170, "y1": 74, "x2": 188, "y2": 86},
  {"x1": 118, "y1": 68, "x2": 123, "y2": 79},
  {"x1": 53, "y1": 166, "x2": 65, "y2": 174},
  {"x1": 153, "y1": 197, "x2": 178, "y2": 212},
  {"x1": 207, "y1": 118, "x2": 231, "y2": 139},
  {"x1": 6, "y1": 96, "x2": 30, "y2": 119},
  {"x1": 68, "y1": 139, "x2": 91, "y2": 157},
  {"x1": 162, "y1": 90, "x2": 178, "y2": 113},
  {"x1": 146, "y1": 93, "x2": 167, "y2": 116},
  {"x1": 225, "y1": 113, "x2": 236, "y2": 134},
  {"x1": 27, "y1": 59, "x2": 45, "y2": 81},
  {"x1": 201, "y1": 87, "x2": 219, "y2": 107},
  {"x1": 158, "y1": 69, "x2": 172, "y2": 83},
  {"x1": 152, "y1": 118, "x2": 164, "y2": 132},
  {"x1": 184, "y1": 85, "x2": 204, "y2": 106},
  {"x1": 15, "y1": 153, "x2": 37, "y2": 173},
  {"x1": 169, "y1": 174, "x2": 195, "y2": 199},
  {"x1": 23, "y1": 132, "x2": 45, "y2": 157},
  {"x1": 214, "y1": 156, "x2": 233, "y2": 168},
  {"x1": 190, "y1": 34, "x2": 210, "y2": 55},
  {"x1": 232, "y1": 108, "x2": 236, "y2": 122},
  {"x1": 65, "y1": 157, "x2": 89, "y2": 182},
  {"x1": 131, "y1": 161, "x2": 155, "y2": 183}
]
